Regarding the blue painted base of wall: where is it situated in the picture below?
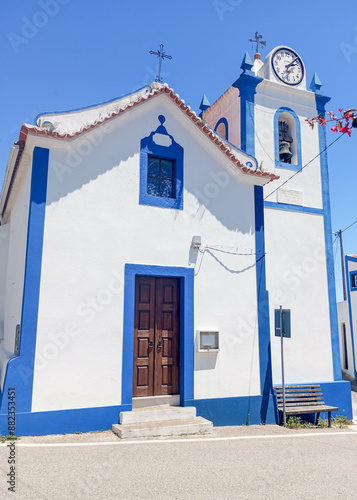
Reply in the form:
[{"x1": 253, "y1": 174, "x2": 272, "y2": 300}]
[
  {"x1": 0, "y1": 381, "x2": 351, "y2": 436},
  {"x1": 318, "y1": 380, "x2": 353, "y2": 419},
  {"x1": 185, "y1": 380, "x2": 353, "y2": 427},
  {"x1": 184, "y1": 394, "x2": 279, "y2": 426},
  {"x1": 0, "y1": 405, "x2": 131, "y2": 437}
]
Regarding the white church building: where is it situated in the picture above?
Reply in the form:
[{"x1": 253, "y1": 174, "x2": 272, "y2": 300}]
[{"x1": 0, "y1": 46, "x2": 352, "y2": 435}]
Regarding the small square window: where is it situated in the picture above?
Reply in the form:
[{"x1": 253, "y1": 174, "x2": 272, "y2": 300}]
[
  {"x1": 147, "y1": 156, "x2": 174, "y2": 198},
  {"x1": 351, "y1": 273, "x2": 357, "y2": 290}
]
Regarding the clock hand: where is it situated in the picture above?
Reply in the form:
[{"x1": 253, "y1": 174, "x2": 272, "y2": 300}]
[{"x1": 286, "y1": 57, "x2": 298, "y2": 70}]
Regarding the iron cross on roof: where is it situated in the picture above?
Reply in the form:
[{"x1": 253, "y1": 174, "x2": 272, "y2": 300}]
[
  {"x1": 149, "y1": 44, "x2": 172, "y2": 83},
  {"x1": 248, "y1": 32, "x2": 266, "y2": 53}
]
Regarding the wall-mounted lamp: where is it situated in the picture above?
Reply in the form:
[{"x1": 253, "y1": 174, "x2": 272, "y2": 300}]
[{"x1": 191, "y1": 235, "x2": 202, "y2": 249}]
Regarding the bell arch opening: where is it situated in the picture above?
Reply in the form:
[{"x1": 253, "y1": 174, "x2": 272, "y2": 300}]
[{"x1": 274, "y1": 107, "x2": 302, "y2": 171}]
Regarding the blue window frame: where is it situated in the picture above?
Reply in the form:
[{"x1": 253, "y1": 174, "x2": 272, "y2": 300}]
[
  {"x1": 351, "y1": 272, "x2": 357, "y2": 291},
  {"x1": 140, "y1": 115, "x2": 184, "y2": 209}
]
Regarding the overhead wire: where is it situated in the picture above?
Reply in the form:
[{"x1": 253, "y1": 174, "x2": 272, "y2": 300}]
[
  {"x1": 341, "y1": 218, "x2": 357, "y2": 234},
  {"x1": 264, "y1": 133, "x2": 345, "y2": 200}
]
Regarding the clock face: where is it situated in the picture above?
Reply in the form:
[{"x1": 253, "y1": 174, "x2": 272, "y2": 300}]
[{"x1": 272, "y1": 48, "x2": 304, "y2": 86}]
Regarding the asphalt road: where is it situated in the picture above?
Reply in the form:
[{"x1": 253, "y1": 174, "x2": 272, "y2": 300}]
[{"x1": 1, "y1": 427, "x2": 357, "y2": 500}]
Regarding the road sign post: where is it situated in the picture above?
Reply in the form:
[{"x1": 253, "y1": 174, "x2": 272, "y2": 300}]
[{"x1": 275, "y1": 307, "x2": 291, "y2": 427}]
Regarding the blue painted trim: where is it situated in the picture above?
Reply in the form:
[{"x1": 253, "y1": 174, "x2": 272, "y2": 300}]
[
  {"x1": 214, "y1": 117, "x2": 229, "y2": 141},
  {"x1": 232, "y1": 67, "x2": 262, "y2": 156},
  {"x1": 0, "y1": 405, "x2": 130, "y2": 436},
  {"x1": 0, "y1": 147, "x2": 49, "y2": 414},
  {"x1": 185, "y1": 395, "x2": 278, "y2": 426},
  {"x1": 310, "y1": 73, "x2": 322, "y2": 93},
  {"x1": 264, "y1": 201, "x2": 324, "y2": 215},
  {"x1": 346, "y1": 255, "x2": 357, "y2": 379},
  {"x1": 199, "y1": 95, "x2": 210, "y2": 117},
  {"x1": 122, "y1": 264, "x2": 194, "y2": 408},
  {"x1": 318, "y1": 380, "x2": 352, "y2": 419},
  {"x1": 254, "y1": 186, "x2": 273, "y2": 412},
  {"x1": 350, "y1": 270, "x2": 357, "y2": 291},
  {"x1": 274, "y1": 107, "x2": 302, "y2": 170},
  {"x1": 240, "y1": 52, "x2": 254, "y2": 71},
  {"x1": 234, "y1": 65, "x2": 273, "y2": 410},
  {"x1": 314, "y1": 92, "x2": 341, "y2": 381},
  {"x1": 139, "y1": 116, "x2": 184, "y2": 210},
  {"x1": 34, "y1": 85, "x2": 152, "y2": 125}
]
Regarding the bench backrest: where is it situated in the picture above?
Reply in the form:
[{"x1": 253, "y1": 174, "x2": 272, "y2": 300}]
[{"x1": 274, "y1": 385, "x2": 326, "y2": 409}]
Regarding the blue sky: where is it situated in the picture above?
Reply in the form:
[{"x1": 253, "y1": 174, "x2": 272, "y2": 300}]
[{"x1": 1, "y1": 0, "x2": 356, "y2": 300}]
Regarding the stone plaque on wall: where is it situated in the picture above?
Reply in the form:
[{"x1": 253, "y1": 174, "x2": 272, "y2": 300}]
[{"x1": 277, "y1": 188, "x2": 303, "y2": 206}]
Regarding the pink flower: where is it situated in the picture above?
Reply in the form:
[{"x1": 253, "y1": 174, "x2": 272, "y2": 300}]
[
  {"x1": 339, "y1": 108, "x2": 343, "y2": 112},
  {"x1": 339, "y1": 125, "x2": 352, "y2": 136},
  {"x1": 331, "y1": 126, "x2": 338, "y2": 133}
]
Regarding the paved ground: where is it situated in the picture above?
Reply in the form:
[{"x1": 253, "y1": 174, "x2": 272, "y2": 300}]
[
  {"x1": 1, "y1": 425, "x2": 357, "y2": 499},
  {"x1": 0, "y1": 382, "x2": 356, "y2": 499}
]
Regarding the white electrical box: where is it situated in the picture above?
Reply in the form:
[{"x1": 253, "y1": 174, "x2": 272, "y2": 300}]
[{"x1": 198, "y1": 331, "x2": 219, "y2": 352}]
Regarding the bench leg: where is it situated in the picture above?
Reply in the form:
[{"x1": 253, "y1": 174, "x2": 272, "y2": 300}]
[
  {"x1": 315, "y1": 412, "x2": 320, "y2": 426},
  {"x1": 328, "y1": 412, "x2": 331, "y2": 428}
]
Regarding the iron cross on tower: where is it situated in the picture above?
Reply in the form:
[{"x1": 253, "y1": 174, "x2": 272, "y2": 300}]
[
  {"x1": 248, "y1": 32, "x2": 266, "y2": 53},
  {"x1": 149, "y1": 44, "x2": 172, "y2": 83}
]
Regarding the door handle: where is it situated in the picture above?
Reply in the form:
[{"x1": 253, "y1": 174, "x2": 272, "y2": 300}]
[
  {"x1": 148, "y1": 339, "x2": 154, "y2": 349},
  {"x1": 157, "y1": 334, "x2": 162, "y2": 349}
]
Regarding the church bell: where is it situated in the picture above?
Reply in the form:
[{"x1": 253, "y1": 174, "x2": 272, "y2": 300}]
[
  {"x1": 278, "y1": 120, "x2": 293, "y2": 163},
  {"x1": 279, "y1": 140, "x2": 293, "y2": 162}
]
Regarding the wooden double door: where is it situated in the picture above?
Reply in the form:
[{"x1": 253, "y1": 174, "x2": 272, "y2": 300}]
[{"x1": 133, "y1": 276, "x2": 180, "y2": 397}]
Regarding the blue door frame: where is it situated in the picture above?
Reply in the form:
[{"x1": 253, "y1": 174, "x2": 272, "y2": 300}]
[{"x1": 122, "y1": 264, "x2": 195, "y2": 408}]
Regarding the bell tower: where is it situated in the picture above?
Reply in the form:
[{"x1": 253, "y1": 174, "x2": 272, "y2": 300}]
[{"x1": 202, "y1": 45, "x2": 342, "y2": 390}]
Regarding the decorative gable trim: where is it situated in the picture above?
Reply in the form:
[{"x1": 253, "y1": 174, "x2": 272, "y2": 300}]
[{"x1": 19, "y1": 85, "x2": 279, "y2": 184}]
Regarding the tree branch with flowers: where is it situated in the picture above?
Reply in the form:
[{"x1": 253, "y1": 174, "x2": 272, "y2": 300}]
[{"x1": 306, "y1": 108, "x2": 357, "y2": 136}]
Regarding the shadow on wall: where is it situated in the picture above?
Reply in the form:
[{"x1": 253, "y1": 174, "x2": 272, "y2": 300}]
[{"x1": 44, "y1": 108, "x2": 255, "y2": 235}]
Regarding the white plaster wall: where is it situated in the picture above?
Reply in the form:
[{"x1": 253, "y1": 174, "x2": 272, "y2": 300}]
[
  {"x1": 337, "y1": 300, "x2": 354, "y2": 379},
  {"x1": 3, "y1": 167, "x2": 31, "y2": 353},
  {"x1": 32, "y1": 94, "x2": 261, "y2": 412},
  {"x1": 347, "y1": 259, "x2": 357, "y2": 375},
  {"x1": 265, "y1": 209, "x2": 334, "y2": 383},
  {"x1": 255, "y1": 82, "x2": 323, "y2": 209},
  {"x1": 0, "y1": 224, "x2": 10, "y2": 341}
]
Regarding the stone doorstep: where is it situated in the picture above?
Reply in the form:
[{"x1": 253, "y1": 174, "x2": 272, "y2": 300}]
[
  {"x1": 119, "y1": 405, "x2": 196, "y2": 425},
  {"x1": 112, "y1": 417, "x2": 213, "y2": 439}
]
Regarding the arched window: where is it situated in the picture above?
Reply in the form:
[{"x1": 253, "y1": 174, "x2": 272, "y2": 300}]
[
  {"x1": 274, "y1": 107, "x2": 302, "y2": 170},
  {"x1": 214, "y1": 117, "x2": 229, "y2": 141}
]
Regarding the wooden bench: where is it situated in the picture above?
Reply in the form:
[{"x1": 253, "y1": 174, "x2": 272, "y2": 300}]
[{"x1": 274, "y1": 384, "x2": 338, "y2": 427}]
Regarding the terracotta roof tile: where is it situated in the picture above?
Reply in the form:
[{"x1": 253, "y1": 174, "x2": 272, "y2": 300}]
[{"x1": 21, "y1": 84, "x2": 279, "y2": 184}]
